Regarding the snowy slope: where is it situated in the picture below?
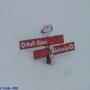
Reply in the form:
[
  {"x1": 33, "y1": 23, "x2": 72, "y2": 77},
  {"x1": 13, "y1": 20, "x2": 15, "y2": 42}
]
[{"x1": 0, "y1": 0, "x2": 90, "y2": 90}]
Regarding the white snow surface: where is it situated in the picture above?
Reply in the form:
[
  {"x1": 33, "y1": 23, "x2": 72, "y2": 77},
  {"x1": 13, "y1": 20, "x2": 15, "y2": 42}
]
[{"x1": 0, "y1": 0, "x2": 90, "y2": 90}]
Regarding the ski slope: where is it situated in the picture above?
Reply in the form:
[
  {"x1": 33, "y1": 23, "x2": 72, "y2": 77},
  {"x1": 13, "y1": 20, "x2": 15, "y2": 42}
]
[{"x1": 0, "y1": 0, "x2": 90, "y2": 90}]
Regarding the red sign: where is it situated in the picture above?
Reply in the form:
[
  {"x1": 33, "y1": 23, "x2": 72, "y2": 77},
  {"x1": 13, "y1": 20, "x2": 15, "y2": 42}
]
[
  {"x1": 34, "y1": 48, "x2": 49, "y2": 59},
  {"x1": 34, "y1": 42, "x2": 75, "y2": 59},
  {"x1": 20, "y1": 35, "x2": 64, "y2": 49},
  {"x1": 54, "y1": 42, "x2": 75, "y2": 55}
]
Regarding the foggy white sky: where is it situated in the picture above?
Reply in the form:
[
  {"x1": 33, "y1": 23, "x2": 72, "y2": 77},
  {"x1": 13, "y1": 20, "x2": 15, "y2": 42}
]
[{"x1": 0, "y1": 0, "x2": 90, "y2": 90}]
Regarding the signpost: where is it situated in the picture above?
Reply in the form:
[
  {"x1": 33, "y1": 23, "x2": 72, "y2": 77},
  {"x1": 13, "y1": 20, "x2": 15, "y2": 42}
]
[{"x1": 19, "y1": 24, "x2": 75, "y2": 65}]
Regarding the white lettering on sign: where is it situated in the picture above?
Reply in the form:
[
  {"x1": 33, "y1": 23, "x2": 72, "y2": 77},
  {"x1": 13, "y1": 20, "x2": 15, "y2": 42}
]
[
  {"x1": 20, "y1": 40, "x2": 48, "y2": 49},
  {"x1": 54, "y1": 43, "x2": 74, "y2": 54},
  {"x1": 20, "y1": 41, "x2": 36, "y2": 48},
  {"x1": 26, "y1": 41, "x2": 36, "y2": 47},
  {"x1": 21, "y1": 42, "x2": 26, "y2": 48},
  {"x1": 70, "y1": 43, "x2": 74, "y2": 50},
  {"x1": 37, "y1": 40, "x2": 47, "y2": 46}
]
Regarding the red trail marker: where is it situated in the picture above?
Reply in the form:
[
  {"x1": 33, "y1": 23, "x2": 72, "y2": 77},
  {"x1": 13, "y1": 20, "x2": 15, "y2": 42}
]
[
  {"x1": 20, "y1": 35, "x2": 64, "y2": 49},
  {"x1": 34, "y1": 42, "x2": 75, "y2": 59}
]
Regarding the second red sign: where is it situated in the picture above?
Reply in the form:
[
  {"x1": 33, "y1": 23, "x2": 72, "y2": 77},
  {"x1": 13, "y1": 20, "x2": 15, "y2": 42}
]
[{"x1": 34, "y1": 42, "x2": 75, "y2": 59}]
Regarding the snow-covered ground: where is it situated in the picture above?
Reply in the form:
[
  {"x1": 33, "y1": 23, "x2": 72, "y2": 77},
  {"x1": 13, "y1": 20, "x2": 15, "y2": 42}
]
[{"x1": 0, "y1": 0, "x2": 90, "y2": 90}]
